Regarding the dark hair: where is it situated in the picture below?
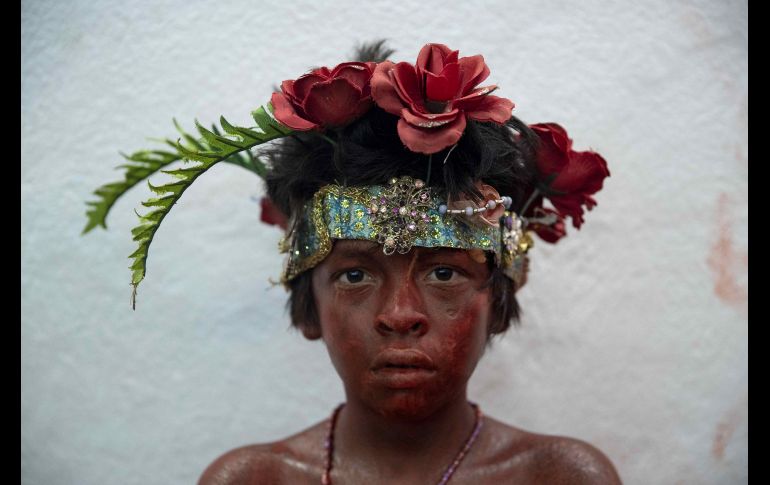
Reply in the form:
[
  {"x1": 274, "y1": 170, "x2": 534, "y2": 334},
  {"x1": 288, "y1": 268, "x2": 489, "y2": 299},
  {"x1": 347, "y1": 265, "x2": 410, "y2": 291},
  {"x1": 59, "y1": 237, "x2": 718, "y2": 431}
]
[{"x1": 262, "y1": 40, "x2": 539, "y2": 344}]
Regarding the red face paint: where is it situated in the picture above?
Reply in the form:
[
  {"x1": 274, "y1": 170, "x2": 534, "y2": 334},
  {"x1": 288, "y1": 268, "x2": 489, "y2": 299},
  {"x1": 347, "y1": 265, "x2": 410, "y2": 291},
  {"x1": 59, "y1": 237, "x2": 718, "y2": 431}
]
[{"x1": 312, "y1": 239, "x2": 492, "y2": 419}]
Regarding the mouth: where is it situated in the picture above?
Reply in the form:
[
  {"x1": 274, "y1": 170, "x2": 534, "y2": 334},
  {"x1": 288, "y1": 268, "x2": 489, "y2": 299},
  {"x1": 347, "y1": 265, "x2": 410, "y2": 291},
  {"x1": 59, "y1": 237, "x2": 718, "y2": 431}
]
[
  {"x1": 371, "y1": 359, "x2": 437, "y2": 389},
  {"x1": 371, "y1": 348, "x2": 436, "y2": 371}
]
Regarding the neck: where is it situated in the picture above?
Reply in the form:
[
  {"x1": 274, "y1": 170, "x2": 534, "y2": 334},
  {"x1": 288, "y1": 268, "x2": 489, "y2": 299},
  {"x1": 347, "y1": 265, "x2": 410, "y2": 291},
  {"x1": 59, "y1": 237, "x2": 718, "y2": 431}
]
[{"x1": 333, "y1": 391, "x2": 479, "y2": 479}]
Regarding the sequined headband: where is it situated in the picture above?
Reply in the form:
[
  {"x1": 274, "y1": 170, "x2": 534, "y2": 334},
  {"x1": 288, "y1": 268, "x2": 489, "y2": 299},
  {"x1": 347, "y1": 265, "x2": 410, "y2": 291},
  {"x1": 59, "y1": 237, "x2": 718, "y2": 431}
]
[{"x1": 278, "y1": 176, "x2": 533, "y2": 288}]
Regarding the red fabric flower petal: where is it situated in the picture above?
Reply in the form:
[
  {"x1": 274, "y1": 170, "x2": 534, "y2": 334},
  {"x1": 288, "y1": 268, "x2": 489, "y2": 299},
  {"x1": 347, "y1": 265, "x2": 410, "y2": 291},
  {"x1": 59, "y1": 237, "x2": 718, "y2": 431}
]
[
  {"x1": 461, "y1": 94, "x2": 513, "y2": 124},
  {"x1": 303, "y1": 78, "x2": 364, "y2": 127},
  {"x1": 349, "y1": 96, "x2": 374, "y2": 121},
  {"x1": 454, "y1": 85, "x2": 498, "y2": 107},
  {"x1": 400, "y1": 107, "x2": 460, "y2": 126},
  {"x1": 292, "y1": 72, "x2": 329, "y2": 101},
  {"x1": 330, "y1": 62, "x2": 373, "y2": 91},
  {"x1": 528, "y1": 207, "x2": 567, "y2": 243},
  {"x1": 391, "y1": 62, "x2": 426, "y2": 112},
  {"x1": 416, "y1": 43, "x2": 457, "y2": 74},
  {"x1": 548, "y1": 194, "x2": 590, "y2": 229},
  {"x1": 531, "y1": 123, "x2": 572, "y2": 175},
  {"x1": 397, "y1": 114, "x2": 466, "y2": 154},
  {"x1": 548, "y1": 150, "x2": 610, "y2": 228},
  {"x1": 270, "y1": 92, "x2": 318, "y2": 131},
  {"x1": 550, "y1": 150, "x2": 610, "y2": 195},
  {"x1": 259, "y1": 197, "x2": 288, "y2": 230},
  {"x1": 371, "y1": 61, "x2": 406, "y2": 115},
  {"x1": 425, "y1": 62, "x2": 461, "y2": 102},
  {"x1": 280, "y1": 80, "x2": 300, "y2": 103},
  {"x1": 458, "y1": 55, "x2": 490, "y2": 95}
]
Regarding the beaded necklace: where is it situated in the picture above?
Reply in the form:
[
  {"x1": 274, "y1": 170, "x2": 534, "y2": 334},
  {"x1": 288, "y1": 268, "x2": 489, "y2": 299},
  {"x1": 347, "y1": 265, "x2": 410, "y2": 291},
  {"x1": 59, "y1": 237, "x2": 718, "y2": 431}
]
[{"x1": 321, "y1": 402, "x2": 484, "y2": 485}]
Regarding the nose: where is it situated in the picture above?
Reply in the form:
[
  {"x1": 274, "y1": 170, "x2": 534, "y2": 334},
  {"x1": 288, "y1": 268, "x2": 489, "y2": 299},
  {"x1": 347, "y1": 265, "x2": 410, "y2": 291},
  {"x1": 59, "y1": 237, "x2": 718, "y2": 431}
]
[{"x1": 374, "y1": 258, "x2": 429, "y2": 337}]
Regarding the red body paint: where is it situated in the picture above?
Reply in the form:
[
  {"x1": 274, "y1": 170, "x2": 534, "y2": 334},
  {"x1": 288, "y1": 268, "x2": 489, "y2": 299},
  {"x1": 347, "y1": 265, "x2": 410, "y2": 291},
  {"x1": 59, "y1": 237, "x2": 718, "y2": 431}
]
[{"x1": 312, "y1": 239, "x2": 492, "y2": 419}]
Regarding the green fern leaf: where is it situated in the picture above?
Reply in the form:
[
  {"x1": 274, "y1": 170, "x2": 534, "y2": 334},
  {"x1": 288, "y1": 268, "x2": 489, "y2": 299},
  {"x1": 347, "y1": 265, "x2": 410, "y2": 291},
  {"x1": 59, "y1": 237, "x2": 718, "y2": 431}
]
[
  {"x1": 83, "y1": 117, "x2": 273, "y2": 235},
  {"x1": 216, "y1": 118, "x2": 268, "y2": 176},
  {"x1": 83, "y1": 150, "x2": 179, "y2": 234},
  {"x1": 128, "y1": 105, "x2": 291, "y2": 308}
]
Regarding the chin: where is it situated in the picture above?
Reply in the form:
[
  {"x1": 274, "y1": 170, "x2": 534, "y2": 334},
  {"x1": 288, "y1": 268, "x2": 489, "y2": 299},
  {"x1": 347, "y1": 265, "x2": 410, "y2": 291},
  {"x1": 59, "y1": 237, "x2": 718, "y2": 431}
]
[{"x1": 360, "y1": 385, "x2": 457, "y2": 421}]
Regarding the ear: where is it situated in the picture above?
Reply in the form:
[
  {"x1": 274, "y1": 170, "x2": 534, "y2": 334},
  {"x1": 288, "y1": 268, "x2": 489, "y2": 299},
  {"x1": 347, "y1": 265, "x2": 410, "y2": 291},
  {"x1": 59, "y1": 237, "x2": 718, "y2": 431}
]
[{"x1": 300, "y1": 323, "x2": 323, "y2": 340}]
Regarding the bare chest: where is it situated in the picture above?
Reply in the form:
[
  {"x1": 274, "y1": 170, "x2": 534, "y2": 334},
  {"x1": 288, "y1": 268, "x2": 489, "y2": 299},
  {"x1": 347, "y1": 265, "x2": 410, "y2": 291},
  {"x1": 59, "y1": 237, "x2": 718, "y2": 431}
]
[{"x1": 268, "y1": 451, "x2": 544, "y2": 485}]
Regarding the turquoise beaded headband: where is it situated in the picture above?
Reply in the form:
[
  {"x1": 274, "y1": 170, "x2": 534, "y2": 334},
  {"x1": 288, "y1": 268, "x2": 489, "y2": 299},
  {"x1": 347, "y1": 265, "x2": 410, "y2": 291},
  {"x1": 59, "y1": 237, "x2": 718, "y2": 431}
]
[{"x1": 278, "y1": 175, "x2": 533, "y2": 287}]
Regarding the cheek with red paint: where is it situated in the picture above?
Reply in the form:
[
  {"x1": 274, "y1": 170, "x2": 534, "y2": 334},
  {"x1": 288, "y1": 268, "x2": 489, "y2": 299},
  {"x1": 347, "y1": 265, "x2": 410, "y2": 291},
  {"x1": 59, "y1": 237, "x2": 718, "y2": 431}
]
[
  {"x1": 319, "y1": 290, "x2": 373, "y2": 387},
  {"x1": 428, "y1": 291, "x2": 490, "y2": 388}
]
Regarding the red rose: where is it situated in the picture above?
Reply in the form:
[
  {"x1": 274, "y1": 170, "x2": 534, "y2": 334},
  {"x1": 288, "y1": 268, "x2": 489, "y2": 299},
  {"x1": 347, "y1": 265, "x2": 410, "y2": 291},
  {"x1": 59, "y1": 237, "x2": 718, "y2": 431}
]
[
  {"x1": 527, "y1": 206, "x2": 567, "y2": 243},
  {"x1": 371, "y1": 43, "x2": 514, "y2": 154},
  {"x1": 271, "y1": 61, "x2": 377, "y2": 131},
  {"x1": 530, "y1": 123, "x2": 610, "y2": 229},
  {"x1": 259, "y1": 196, "x2": 288, "y2": 230}
]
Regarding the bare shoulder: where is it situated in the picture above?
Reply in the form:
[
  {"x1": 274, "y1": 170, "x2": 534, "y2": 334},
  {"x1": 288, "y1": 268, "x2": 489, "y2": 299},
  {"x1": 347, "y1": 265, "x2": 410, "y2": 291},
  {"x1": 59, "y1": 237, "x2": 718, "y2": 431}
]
[
  {"x1": 480, "y1": 416, "x2": 622, "y2": 484},
  {"x1": 197, "y1": 420, "x2": 329, "y2": 485},
  {"x1": 197, "y1": 443, "x2": 279, "y2": 485},
  {"x1": 529, "y1": 434, "x2": 623, "y2": 484}
]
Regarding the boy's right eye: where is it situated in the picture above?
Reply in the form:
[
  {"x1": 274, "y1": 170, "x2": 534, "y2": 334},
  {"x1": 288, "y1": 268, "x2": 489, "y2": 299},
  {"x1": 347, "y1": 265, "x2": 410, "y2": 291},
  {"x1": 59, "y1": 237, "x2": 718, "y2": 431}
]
[{"x1": 338, "y1": 269, "x2": 368, "y2": 284}]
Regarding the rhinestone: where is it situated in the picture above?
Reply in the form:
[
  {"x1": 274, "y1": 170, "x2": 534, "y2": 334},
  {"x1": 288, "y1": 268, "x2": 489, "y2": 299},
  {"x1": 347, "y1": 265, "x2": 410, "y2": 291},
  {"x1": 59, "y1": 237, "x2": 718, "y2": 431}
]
[
  {"x1": 399, "y1": 207, "x2": 408, "y2": 216},
  {"x1": 416, "y1": 119, "x2": 452, "y2": 128},
  {"x1": 415, "y1": 179, "x2": 425, "y2": 188}
]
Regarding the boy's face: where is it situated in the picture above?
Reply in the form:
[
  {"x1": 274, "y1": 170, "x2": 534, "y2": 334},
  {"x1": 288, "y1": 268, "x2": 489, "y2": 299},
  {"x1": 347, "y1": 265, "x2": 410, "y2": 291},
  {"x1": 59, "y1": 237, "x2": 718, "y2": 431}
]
[{"x1": 311, "y1": 239, "x2": 493, "y2": 418}]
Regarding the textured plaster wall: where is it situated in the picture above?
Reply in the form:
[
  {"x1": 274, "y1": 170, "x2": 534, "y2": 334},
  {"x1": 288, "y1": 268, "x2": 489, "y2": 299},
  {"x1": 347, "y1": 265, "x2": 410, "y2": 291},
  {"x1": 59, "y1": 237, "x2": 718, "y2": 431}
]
[{"x1": 21, "y1": 0, "x2": 748, "y2": 483}]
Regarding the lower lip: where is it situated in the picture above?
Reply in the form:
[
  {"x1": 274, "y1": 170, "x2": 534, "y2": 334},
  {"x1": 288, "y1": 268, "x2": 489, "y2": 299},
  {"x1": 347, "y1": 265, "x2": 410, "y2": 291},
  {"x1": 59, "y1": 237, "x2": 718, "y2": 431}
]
[{"x1": 371, "y1": 367, "x2": 436, "y2": 389}]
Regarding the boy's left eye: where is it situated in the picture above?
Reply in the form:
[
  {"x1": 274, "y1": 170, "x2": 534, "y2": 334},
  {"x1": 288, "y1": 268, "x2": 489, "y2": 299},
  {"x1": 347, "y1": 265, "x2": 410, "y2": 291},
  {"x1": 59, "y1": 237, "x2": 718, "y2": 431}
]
[
  {"x1": 429, "y1": 267, "x2": 456, "y2": 282},
  {"x1": 339, "y1": 269, "x2": 368, "y2": 284}
]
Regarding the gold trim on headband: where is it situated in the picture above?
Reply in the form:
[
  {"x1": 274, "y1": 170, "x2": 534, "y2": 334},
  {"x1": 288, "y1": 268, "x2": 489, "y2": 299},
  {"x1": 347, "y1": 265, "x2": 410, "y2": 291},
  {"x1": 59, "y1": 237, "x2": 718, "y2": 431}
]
[{"x1": 277, "y1": 176, "x2": 531, "y2": 286}]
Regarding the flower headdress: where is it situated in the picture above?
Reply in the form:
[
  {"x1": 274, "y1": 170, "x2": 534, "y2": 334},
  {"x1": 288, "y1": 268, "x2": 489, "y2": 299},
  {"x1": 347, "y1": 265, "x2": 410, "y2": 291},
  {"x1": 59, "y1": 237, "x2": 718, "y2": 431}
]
[{"x1": 84, "y1": 41, "x2": 609, "y2": 309}]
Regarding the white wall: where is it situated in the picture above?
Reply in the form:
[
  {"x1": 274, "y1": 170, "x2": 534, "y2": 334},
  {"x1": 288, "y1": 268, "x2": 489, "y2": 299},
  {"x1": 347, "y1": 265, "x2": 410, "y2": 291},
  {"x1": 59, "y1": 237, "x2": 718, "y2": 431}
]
[{"x1": 21, "y1": 0, "x2": 748, "y2": 483}]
